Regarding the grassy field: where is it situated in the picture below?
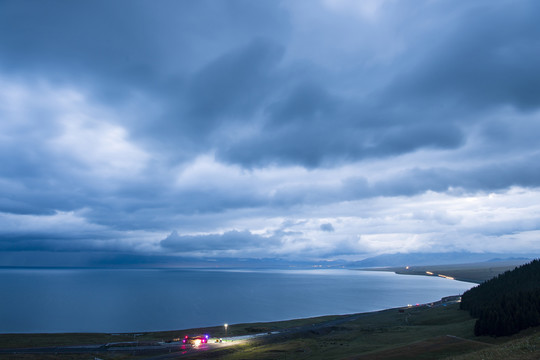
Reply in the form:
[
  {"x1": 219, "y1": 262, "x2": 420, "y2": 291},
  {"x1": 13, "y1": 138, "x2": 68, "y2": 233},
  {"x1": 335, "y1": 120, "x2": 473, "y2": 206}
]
[
  {"x1": 212, "y1": 303, "x2": 481, "y2": 360},
  {"x1": 445, "y1": 327, "x2": 540, "y2": 360},
  {"x1": 0, "y1": 314, "x2": 343, "y2": 350},
  {"x1": 209, "y1": 303, "x2": 540, "y2": 360},
  {"x1": 2, "y1": 303, "x2": 540, "y2": 359}
]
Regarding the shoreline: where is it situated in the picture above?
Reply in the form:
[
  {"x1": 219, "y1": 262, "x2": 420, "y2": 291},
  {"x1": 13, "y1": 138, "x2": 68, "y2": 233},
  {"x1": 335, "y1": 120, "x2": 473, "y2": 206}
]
[
  {"x1": 1, "y1": 267, "x2": 471, "y2": 335},
  {"x1": 0, "y1": 294, "x2": 462, "y2": 344},
  {"x1": 0, "y1": 283, "x2": 534, "y2": 359},
  {"x1": 358, "y1": 259, "x2": 529, "y2": 284}
]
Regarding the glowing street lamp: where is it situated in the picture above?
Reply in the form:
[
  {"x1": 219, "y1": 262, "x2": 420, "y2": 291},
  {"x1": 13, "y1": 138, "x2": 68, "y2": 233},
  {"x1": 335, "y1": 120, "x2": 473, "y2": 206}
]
[{"x1": 224, "y1": 323, "x2": 228, "y2": 338}]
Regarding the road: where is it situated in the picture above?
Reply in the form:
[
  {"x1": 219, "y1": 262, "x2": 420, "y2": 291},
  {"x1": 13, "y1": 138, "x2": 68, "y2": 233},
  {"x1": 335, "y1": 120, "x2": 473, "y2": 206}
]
[{"x1": 0, "y1": 334, "x2": 268, "y2": 359}]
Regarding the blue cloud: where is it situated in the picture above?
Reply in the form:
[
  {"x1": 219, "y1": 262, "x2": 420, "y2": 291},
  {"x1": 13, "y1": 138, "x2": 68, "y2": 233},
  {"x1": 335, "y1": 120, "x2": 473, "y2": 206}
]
[
  {"x1": 320, "y1": 223, "x2": 334, "y2": 232},
  {"x1": 1, "y1": 0, "x2": 540, "y2": 264}
]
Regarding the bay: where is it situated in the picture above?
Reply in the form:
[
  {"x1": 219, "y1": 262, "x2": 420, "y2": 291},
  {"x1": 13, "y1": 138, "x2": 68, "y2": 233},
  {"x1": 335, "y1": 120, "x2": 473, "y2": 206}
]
[{"x1": 0, "y1": 268, "x2": 474, "y2": 333}]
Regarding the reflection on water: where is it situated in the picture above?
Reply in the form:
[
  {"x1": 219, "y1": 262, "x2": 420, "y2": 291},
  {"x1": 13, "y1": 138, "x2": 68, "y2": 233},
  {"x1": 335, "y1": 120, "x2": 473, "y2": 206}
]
[{"x1": 0, "y1": 268, "x2": 473, "y2": 333}]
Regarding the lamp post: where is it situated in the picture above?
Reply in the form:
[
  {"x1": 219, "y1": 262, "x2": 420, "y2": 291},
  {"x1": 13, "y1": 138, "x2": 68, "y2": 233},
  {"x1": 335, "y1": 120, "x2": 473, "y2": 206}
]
[{"x1": 224, "y1": 323, "x2": 228, "y2": 338}]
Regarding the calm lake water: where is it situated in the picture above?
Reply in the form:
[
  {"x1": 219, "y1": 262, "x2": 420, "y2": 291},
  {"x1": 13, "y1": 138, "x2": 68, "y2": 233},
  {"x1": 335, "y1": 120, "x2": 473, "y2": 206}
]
[{"x1": 0, "y1": 268, "x2": 474, "y2": 333}]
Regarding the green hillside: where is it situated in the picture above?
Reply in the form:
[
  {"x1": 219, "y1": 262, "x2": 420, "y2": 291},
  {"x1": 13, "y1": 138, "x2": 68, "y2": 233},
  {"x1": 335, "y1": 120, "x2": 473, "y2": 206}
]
[{"x1": 460, "y1": 259, "x2": 540, "y2": 336}]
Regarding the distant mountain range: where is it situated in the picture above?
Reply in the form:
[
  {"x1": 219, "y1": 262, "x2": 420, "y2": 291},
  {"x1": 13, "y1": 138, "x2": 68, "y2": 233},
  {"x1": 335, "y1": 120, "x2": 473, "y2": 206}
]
[
  {"x1": 4, "y1": 251, "x2": 536, "y2": 269},
  {"x1": 149, "y1": 252, "x2": 535, "y2": 269},
  {"x1": 348, "y1": 252, "x2": 534, "y2": 268}
]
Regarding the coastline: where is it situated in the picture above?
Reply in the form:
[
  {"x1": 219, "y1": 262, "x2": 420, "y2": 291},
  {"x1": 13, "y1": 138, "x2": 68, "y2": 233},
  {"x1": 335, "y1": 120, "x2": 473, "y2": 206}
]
[
  {"x1": 358, "y1": 259, "x2": 529, "y2": 284},
  {"x1": 1, "y1": 267, "x2": 471, "y2": 335},
  {"x1": 0, "y1": 277, "x2": 530, "y2": 357},
  {"x1": 5, "y1": 294, "x2": 528, "y2": 360},
  {"x1": 0, "y1": 270, "x2": 527, "y2": 360},
  {"x1": 0, "y1": 294, "x2": 463, "y2": 346}
]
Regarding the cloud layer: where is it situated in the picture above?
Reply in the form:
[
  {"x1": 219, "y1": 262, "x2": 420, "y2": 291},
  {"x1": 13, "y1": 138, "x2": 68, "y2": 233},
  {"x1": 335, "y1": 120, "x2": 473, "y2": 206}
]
[{"x1": 1, "y1": 0, "x2": 540, "y2": 265}]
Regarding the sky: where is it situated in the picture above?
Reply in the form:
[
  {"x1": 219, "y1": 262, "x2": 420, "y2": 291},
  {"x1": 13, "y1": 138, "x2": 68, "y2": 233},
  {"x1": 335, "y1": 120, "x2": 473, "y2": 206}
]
[{"x1": 1, "y1": 0, "x2": 540, "y2": 266}]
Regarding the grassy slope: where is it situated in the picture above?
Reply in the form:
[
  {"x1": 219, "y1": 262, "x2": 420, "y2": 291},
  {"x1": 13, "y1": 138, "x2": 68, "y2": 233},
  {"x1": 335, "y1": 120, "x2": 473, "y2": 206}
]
[
  {"x1": 2, "y1": 304, "x2": 540, "y2": 360},
  {"x1": 443, "y1": 328, "x2": 540, "y2": 360},
  {"x1": 0, "y1": 315, "x2": 343, "y2": 350},
  {"x1": 204, "y1": 304, "x2": 483, "y2": 360},
  {"x1": 219, "y1": 305, "x2": 540, "y2": 360}
]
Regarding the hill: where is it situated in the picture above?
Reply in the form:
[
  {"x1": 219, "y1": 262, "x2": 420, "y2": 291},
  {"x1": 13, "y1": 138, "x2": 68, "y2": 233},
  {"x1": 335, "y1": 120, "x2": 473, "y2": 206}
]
[{"x1": 460, "y1": 259, "x2": 540, "y2": 336}]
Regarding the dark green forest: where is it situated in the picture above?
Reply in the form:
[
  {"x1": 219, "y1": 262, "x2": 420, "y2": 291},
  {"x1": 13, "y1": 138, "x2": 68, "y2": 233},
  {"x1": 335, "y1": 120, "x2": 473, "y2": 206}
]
[{"x1": 460, "y1": 259, "x2": 540, "y2": 337}]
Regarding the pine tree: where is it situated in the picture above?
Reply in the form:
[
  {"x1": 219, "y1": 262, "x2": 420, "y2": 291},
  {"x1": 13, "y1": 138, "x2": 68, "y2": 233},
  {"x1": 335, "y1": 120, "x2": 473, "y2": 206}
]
[{"x1": 461, "y1": 259, "x2": 540, "y2": 336}]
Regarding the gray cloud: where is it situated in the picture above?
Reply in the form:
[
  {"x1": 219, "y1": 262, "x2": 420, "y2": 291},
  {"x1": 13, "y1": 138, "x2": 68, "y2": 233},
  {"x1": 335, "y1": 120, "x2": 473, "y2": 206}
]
[
  {"x1": 0, "y1": 0, "x2": 288, "y2": 79},
  {"x1": 384, "y1": 1, "x2": 540, "y2": 111},
  {"x1": 320, "y1": 223, "x2": 334, "y2": 232},
  {"x1": 1, "y1": 0, "x2": 540, "y2": 264},
  {"x1": 160, "y1": 230, "x2": 280, "y2": 252},
  {"x1": 185, "y1": 39, "x2": 284, "y2": 130},
  {"x1": 371, "y1": 154, "x2": 540, "y2": 197}
]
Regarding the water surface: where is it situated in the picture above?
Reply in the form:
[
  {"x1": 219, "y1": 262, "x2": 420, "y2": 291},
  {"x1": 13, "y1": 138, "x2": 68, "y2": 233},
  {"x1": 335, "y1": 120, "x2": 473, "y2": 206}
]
[{"x1": 0, "y1": 268, "x2": 473, "y2": 333}]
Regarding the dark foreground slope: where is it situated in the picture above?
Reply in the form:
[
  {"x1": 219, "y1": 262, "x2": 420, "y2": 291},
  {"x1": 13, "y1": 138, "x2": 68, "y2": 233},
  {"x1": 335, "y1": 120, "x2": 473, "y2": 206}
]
[
  {"x1": 4, "y1": 302, "x2": 540, "y2": 360},
  {"x1": 461, "y1": 259, "x2": 540, "y2": 337},
  {"x1": 2, "y1": 303, "x2": 540, "y2": 359},
  {"x1": 0, "y1": 302, "x2": 477, "y2": 360}
]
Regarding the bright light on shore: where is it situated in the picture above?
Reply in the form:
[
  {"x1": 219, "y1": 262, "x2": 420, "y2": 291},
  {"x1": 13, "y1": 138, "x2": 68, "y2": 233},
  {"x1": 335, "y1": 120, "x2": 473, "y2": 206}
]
[{"x1": 438, "y1": 274, "x2": 455, "y2": 280}]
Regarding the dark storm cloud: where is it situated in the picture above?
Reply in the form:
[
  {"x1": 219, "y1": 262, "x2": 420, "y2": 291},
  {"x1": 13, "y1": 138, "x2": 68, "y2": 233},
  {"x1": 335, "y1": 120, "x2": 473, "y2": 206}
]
[
  {"x1": 1, "y1": 0, "x2": 540, "y2": 263},
  {"x1": 0, "y1": 232, "x2": 113, "y2": 252},
  {"x1": 214, "y1": 77, "x2": 464, "y2": 168},
  {"x1": 82, "y1": 186, "x2": 268, "y2": 232},
  {"x1": 2, "y1": 0, "x2": 535, "y2": 170},
  {"x1": 0, "y1": 0, "x2": 164, "y2": 92},
  {"x1": 0, "y1": 0, "x2": 288, "y2": 78},
  {"x1": 160, "y1": 230, "x2": 280, "y2": 252},
  {"x1": 385, "y1": 1, "x2": 540, "y2": 111},
  {"x1": 214, "y1": 0, "x2": 539, "y2": 168},
  {"x1": 184, "y1": 39, "x2": 284, "y2": 132},
  {"x1": 0, "y1": 0, "x2": 293, "y2": 174},
  {"x1": 371, "y1": 154, "x2": 540, "y2": 197}
]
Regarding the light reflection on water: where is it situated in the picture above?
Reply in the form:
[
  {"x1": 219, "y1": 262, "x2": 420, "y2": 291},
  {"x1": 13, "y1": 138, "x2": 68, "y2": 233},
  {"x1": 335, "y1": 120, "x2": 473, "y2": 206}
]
[{"x1": 0, "y1": 268, "x2": 473, "y2": 333}]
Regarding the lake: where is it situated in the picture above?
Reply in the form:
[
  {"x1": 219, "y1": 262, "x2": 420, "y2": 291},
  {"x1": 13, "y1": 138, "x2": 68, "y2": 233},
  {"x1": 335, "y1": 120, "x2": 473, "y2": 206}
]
[{"x1": 0, "y1": 268, "x2": 474, "y2": 333}]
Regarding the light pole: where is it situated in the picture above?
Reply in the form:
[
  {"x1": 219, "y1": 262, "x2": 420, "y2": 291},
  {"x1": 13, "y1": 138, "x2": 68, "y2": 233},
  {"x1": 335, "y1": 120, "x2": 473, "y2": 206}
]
[{"x1": 224, "y1": 323, "x2": 228, "y2": 338}]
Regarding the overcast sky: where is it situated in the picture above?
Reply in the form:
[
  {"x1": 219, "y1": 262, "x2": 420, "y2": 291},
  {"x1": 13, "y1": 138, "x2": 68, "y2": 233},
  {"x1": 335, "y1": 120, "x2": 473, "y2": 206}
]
[{"x1": 1, "y1": 0, "x2": 540, "y2": 266}]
